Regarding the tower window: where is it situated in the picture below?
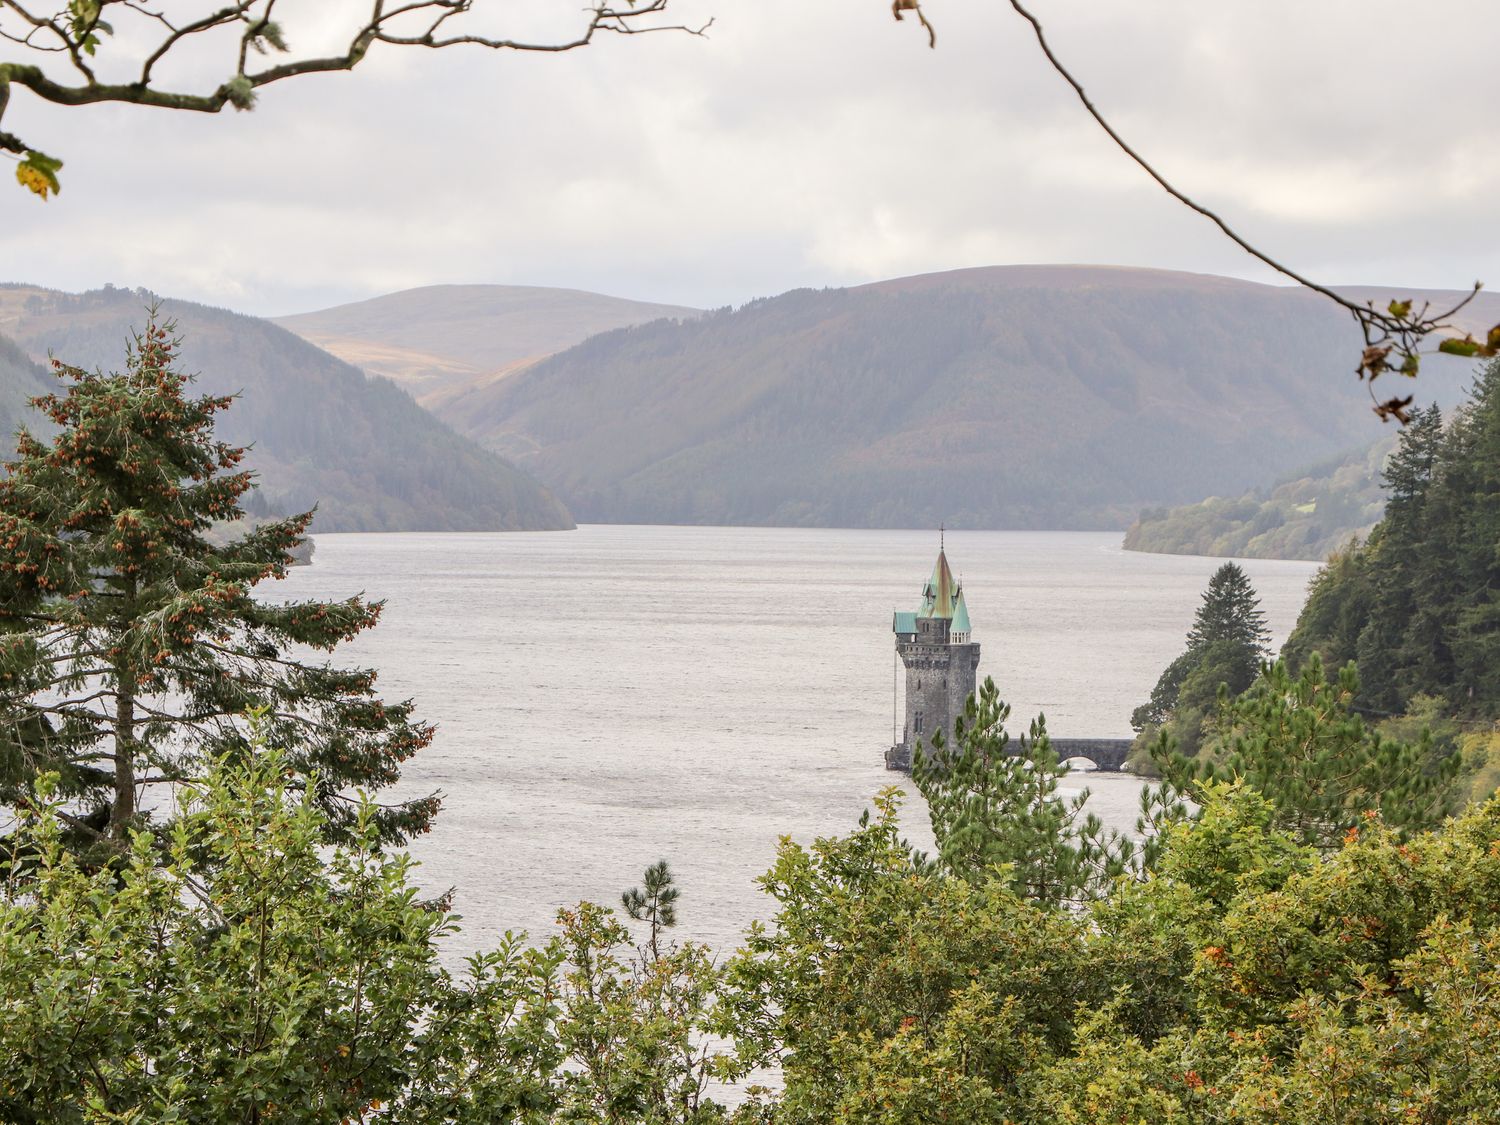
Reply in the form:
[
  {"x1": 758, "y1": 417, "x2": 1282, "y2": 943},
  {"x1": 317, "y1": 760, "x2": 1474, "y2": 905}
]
[{"x1": 914, "y1": 712, "x2": 924, "y2": 733}]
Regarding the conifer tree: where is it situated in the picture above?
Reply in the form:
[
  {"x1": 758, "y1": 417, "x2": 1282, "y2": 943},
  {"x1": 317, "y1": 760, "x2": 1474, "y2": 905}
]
[
  {"x1": 1131, "y1": 562, "x2": 1269, "y2": 745},
  {"x1": 1152, "y1": 656, "x2": 1462, "y2": 849},
  {"x1": 1185, "y1": 561, "x2": 1270, "y2": 655},
  {"x1": 1445, "y1": 360, "x2": 1500, "y2": 710},
  {"x1": 915, "y1": 677, "x2": 1135, "y2": 906},
  {"x1": 1287, "y1": 359, "x2": 1500, "y2": 721},
  {"x1": 0, "y1": 315, "x2": 436, "y2": 854},
  {"x1": 622, "y1": 860, "x2": 681, "y2": 963}
]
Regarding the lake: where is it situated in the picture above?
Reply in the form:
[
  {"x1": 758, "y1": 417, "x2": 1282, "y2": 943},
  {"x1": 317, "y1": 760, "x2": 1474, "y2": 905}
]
[{"x1": 278, "y1": 526, "x2": 1320, "y2": 955}]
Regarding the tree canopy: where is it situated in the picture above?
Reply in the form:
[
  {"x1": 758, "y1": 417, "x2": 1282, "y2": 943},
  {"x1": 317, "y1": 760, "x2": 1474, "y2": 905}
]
[
  {"x1": 0, "y1": 315, "x2": 436, "y2": 857},
  {"x1": 1130, "y1": 560, "x2": 1269, "y2": 756},
  {"x1": 1286, "y1": 358, "x2": 1500, "y2": 721}
]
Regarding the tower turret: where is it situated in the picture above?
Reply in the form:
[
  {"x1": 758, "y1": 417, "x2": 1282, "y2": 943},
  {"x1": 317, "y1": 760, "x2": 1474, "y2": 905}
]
[{"x1": 887, "y1": 542, "x2": 982, "y2": 770}]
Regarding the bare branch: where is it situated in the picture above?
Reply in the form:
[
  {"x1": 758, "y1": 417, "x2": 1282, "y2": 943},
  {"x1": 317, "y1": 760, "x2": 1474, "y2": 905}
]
[
  {"x1": 999, "y1": 0, "x2": 1492, "y2": 423},
  {"x1": 0, "y1": 0, "x2": 707, "y2": 166}
]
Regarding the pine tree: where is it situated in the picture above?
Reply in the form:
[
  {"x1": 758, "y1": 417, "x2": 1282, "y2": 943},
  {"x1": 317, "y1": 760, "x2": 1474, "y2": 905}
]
[
  {"x1": 1152, "y1": 657, "x2": 1462, "y2": 849},
  {"x1": 622, "y1": 860, "x2": 681, "y2": 963},
  {"x1": 915, "y1": 677, "x2": 1135, "y2": 906},
  {"x1": 0, "y1": 315, "x2": 437, "y2": 855}
]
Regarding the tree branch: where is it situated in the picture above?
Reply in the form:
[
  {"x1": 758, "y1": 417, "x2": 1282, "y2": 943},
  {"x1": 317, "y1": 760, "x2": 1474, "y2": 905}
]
[
  {"x1": 995, "y1": 0, "x2": 1493, "y2": 423},
  {"x1": 0, "y1": 0, "x2": 709, "y2": 165}
]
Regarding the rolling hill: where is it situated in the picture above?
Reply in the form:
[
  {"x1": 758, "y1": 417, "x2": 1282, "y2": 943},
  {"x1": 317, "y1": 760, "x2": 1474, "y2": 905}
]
[
  {"x1": 0, "y1": 330, "x2": 51, "y2": 449},
  {"x1": 272, "y1": 284, "x2": 699, "y2": 400},
  {"x1": 418, "y1": 266, "x2": 1493, "y2": 529},
  {"x1": 0, "y1": 285, "x2": 573, "y2": 533}
]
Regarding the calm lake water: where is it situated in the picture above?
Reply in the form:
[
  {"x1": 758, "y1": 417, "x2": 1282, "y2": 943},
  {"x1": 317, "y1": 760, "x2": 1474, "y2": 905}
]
[{"x1": 278, "y1": 526, "x2": 1320, "y2": 955}]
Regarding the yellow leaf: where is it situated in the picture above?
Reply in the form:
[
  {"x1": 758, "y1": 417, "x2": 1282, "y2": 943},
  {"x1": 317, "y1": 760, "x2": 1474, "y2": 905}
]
[
  {"x1": 16, "y1": 165, "x2": 50, "y2": 198},
  {"x1": 14, "y1": 151, "x2": 63, "y2": 199}
]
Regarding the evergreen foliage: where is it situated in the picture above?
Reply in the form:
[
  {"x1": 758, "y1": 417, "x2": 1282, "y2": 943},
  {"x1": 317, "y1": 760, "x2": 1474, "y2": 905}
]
[
  {"x1": 1151, "y1": 657, "x2": 1463, "y2": 850},
  {"x1": 913, "y1": 677, "x2": 1135, "y2": 906},
  {"x1": 1286, "y1": 358, "x2": 1500, "y2": 720},
  {"x1": 1131, "y1": 561, "x2": 1269, "y2": 755},
  {"x1": 0, "y1": 317, "x2": 437, "y2": 853},
  {"x1": 1186, "y1": 562, "x2": 1269, "y2": 654},
  {"x1": 622, "y1": 860, "x2": 682, "y2": 962}
]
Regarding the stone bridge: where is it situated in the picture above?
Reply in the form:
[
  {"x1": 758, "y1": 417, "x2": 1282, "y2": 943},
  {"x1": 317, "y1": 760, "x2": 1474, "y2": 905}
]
[
  {"x1": 887, "y1": 736, "x2": 1135, "y2": 773},
  {"x1": 1050, "y1": 739, "x2": 1133, "y2": 772}
]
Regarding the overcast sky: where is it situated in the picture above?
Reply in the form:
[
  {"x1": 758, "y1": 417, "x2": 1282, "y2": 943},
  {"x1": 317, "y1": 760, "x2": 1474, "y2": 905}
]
[{"x1": 2, "y1": 0, "x2": 1496, "y2": 317}]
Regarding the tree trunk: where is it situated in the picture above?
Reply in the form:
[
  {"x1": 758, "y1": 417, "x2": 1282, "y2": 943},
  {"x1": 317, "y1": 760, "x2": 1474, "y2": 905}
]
[{"x1": 110, "y1": 663, "x2": 136, "y2": 838}]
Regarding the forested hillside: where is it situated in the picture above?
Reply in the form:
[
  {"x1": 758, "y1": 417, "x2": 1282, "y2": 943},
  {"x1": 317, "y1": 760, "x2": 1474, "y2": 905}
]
[
  {"x1": 1123, "y1": 436, "x2": 1393, "y2": 560},
  {"x1": 435, "y1": 266, "x2": 1488, "y2": 529},
  {"x1": 0, "y1": 331, "x2": 50, "y2": 450},
  {"x1": 1285, "y1": 359, "x2": 1500, "y2": 722},
  {"x1": 0, "y1": 285, "x2": 573, "y2": 533}
]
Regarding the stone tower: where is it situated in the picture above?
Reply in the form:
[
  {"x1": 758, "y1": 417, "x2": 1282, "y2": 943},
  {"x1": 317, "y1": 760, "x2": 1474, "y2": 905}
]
[{"x1": 886, "y1": 542, "x2": 981, "y2": 771}]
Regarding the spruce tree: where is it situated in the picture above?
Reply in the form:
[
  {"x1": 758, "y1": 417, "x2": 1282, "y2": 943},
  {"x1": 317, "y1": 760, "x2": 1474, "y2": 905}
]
[
  {"x1": 0, "y1": 315, "x2": 436, "y2": 854},
  {"x1": 1131, "y1": 562, "x2": 1269, "y2": 744},
  {"x1": 1446, "y1": 359, "x2": 1500, "y2": 712},
  {"x1": 1185, "y1": 562, "x2": 1270, "y2": 655}
]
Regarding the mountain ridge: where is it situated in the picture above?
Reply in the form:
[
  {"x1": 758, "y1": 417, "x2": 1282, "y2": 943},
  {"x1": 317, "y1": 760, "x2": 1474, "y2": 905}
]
[
  {"x1": 0, "y1": 284, "x2": 574, "y2": 534},
  {"x1": 410, "y1": 266, "x2": 1490, "y2": 530}
]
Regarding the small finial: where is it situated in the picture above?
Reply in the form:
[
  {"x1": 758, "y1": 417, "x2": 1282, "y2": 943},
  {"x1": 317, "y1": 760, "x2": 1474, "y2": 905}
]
[{"x1": 940, "y1": 523, "x2": 945, "y2": 551}]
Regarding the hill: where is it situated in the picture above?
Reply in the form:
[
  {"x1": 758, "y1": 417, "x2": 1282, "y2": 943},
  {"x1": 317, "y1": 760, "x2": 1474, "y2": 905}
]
[
  {"x1": 0, "y1": 285, "x2": 573, "y2": 533},
  {"x1": 426, "y1": 266, "x2": 1490, "y2": 529},
  {"x1": 272, "y1": 284, "x2": 699, "y2": 399},
  {"x1": 1122, "y1": 436, "x2": 1394, "y2": 560},
  {"x1": 0, "y1": 331, "x2": 51, "y2": 450}
]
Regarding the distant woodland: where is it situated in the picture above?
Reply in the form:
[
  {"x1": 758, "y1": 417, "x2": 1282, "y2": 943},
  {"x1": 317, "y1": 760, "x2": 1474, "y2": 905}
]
[
  {"x1": 8, "y1": 270, "x2": 1492, "y2": 537},
  {"x1": 1124, "y1": 437, "x2": 1392, "y2": 561}
]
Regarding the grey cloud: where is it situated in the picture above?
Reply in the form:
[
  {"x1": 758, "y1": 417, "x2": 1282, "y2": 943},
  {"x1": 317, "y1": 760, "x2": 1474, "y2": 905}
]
[{"x1": 2, "y1": 0, "x2": 1495, "y2": 315}]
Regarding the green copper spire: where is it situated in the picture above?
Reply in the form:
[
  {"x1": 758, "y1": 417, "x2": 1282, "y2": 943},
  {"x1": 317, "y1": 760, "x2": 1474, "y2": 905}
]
[
  {"x1": 951, "y1": 587, "x2": 972, "y2": 635},
  {"x1": 921, "y1": 549, "x2": 958, "y2": 619}
]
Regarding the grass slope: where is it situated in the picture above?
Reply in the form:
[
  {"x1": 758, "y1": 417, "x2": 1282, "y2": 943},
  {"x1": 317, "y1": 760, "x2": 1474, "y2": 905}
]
[
  {"x1": 432, "y1": 266, "x2": 1483, "y2": 530},
  {"x1": 0, "y1": 285, "x2": 573, "y2": 533},
  {"x1": 273, "y1": 284, "x2": 699, "y2": 398}
]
